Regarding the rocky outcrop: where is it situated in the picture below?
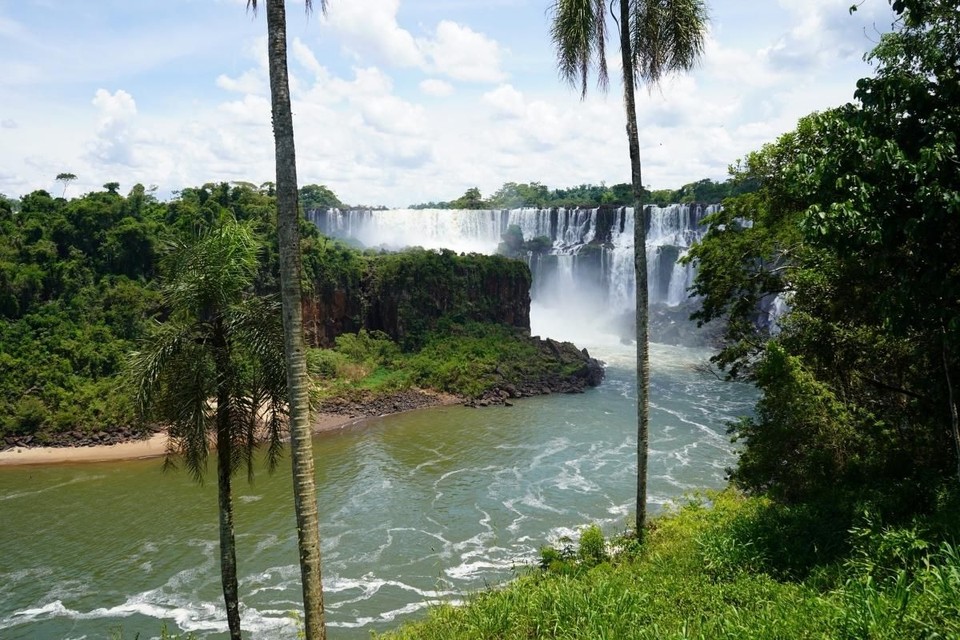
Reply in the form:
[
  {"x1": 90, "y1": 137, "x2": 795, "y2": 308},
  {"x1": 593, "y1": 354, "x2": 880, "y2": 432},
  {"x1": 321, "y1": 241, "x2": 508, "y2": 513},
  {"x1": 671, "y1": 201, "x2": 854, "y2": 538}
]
[
  {"x1": 303, "y1": 287, "x2": 363, "y2": 349},
  {"x1": 1, "y1": 424, "x2": 158, "y2": 451},
  {"x1": 315, "y1": 389, "x2": 457, "y2": 418},
  {"x1": 465, "y1": 337, "x2": 604, "y2": 407}
]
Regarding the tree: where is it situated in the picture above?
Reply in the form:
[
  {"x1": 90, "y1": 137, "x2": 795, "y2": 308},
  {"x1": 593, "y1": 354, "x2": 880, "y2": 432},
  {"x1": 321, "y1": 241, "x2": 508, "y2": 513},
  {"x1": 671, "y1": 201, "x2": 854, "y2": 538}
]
[
  {"x1": 688, "y1": 0, "x2": 960, "y2": 505},
  {"x1": 247, "y1": 1, "x2": 327, "y2": 637},
  {"x1": 55, "y1": 172, "x2": 77, "y2": 198},
  {"x1": 129, "y1": 218, "x2": 286, "y2": 640},
  {"x1": 488, "y1": 182, "x2": 552, "y2": 209},
  {"x1": 300, "y1": 184, "x2": 343, "y2": 211},
  {"x1": 550, "y1": 0, "x2": 707, "y2": 536},
  {"x1": 452, "y1": 186, "x2": 486, "y2": 209}
]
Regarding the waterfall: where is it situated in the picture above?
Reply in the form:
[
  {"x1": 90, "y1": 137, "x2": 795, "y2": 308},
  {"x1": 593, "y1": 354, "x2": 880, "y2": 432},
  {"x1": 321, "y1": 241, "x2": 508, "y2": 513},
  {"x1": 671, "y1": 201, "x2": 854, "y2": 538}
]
[{"x1": 307, "y1": 204, "x2": 714, "y2": 323}]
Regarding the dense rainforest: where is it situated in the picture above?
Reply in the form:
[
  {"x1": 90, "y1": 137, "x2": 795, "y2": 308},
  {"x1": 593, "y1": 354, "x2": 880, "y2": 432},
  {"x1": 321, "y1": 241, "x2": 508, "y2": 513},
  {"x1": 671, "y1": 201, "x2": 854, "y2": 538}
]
[{"x1": 0, "y1": 182, "x2": 603, "y2": 445}]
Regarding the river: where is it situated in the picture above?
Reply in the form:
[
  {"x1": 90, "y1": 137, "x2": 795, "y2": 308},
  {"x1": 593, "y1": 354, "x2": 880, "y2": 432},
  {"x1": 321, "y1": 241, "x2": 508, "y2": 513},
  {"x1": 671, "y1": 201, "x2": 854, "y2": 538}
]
[{"x1": 0, "y1": 310, "x2": 754, "y2": 639}]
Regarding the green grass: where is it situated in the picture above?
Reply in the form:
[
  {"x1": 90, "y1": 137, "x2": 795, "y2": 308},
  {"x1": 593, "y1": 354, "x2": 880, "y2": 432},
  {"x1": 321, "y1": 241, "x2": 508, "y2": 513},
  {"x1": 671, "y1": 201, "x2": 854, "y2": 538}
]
[
  {"x1": 308, "y1": 323, "x2": 584, "y2": 401},
  {"x1": 377, "y1": 490, "x2": 960, "y2": 639}
]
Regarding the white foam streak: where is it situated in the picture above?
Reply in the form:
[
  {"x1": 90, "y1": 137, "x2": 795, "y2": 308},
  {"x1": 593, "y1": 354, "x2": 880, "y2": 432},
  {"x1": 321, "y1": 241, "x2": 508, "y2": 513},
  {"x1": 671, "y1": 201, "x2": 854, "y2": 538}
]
[{"x1": 0, "y1": 474, "x2": 106, "y2": 502}]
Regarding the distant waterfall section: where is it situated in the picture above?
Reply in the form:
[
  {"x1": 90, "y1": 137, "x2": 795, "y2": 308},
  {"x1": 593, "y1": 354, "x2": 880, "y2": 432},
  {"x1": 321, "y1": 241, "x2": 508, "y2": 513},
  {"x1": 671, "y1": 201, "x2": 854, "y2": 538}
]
[{"x1": 306, "y1": 205, "x2": 720, "y2": 345}]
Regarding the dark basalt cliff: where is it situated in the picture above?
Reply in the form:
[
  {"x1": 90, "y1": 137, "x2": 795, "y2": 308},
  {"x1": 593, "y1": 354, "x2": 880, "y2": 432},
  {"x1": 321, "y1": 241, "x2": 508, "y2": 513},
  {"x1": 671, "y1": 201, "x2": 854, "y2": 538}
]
[
  {"x1": 303, "y1": 247, "x2": 531, "y2": 350},
  {"x1": 300, "y1": 244, "x2": 604, "y2": 398}
]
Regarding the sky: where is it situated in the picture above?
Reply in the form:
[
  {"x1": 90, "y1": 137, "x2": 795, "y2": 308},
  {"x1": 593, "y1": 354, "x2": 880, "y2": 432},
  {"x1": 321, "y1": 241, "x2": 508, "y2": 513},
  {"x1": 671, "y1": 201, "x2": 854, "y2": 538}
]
[{"x1": 0, "y1": 0, "x2": 898, "y2": 208}]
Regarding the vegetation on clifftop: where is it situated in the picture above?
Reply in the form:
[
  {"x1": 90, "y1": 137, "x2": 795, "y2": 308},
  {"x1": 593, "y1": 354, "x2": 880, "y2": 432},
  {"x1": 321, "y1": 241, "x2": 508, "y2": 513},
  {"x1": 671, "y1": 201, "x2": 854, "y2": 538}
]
[
  {"x1": 408, "y1": 177, "x2": 753, "y2": 210},
  {"x1": 309, "y1": 323, "x2": 602, "y2": 403}
]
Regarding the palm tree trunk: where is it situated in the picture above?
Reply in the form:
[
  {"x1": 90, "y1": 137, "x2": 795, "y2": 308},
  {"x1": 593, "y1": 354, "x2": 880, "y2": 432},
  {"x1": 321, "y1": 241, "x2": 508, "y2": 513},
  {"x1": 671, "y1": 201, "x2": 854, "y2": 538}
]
[
  {"x1": 943, "y1": 334, "x2": 960, "y2": 485},
  {"x1": 619, "y1": 0, "x2": 650, "y2": 539},
  {"x1": 264, "y1": 1, "x2": 326, "y2": 638},
  {"x1": 217, "y1": 424, "x2": 242, "y2": 639},
  {"x1": 214, "y1": 327, "x2": 243, "y2": 640}
]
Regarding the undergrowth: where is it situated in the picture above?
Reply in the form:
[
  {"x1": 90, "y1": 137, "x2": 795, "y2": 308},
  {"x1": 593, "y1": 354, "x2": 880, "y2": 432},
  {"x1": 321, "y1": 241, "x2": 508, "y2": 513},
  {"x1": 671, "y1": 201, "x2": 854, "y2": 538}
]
[{"x1": 307, "y1": 324, "x2": 579, "y2": 400}]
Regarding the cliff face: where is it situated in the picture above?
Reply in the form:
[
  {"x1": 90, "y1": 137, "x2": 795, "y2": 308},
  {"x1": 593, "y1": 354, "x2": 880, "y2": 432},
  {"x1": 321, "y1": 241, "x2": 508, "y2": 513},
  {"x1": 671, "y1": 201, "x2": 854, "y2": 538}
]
[{"x1": 303, "y1": 247, "x2": 531, "y2": 349}]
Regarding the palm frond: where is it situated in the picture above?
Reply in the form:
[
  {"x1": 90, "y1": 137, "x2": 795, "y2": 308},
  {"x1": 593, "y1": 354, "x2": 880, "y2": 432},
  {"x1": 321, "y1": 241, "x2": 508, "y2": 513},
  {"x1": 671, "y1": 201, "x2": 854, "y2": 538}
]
[
  {"x1": 263, "y1": 397, "x2": 287, "y2": 473},
  {"x1": 632, "y1": 0, "x2": 708, "y2": 85},
  {"x1": 166, "y1": 354, "x2": 215, "y2": 483},
  {"x1": 223, "y1": 394, "x2": 254, "y2": 482},
  {"x1": 161, "y1": 217, "x2": 261, "y2": 321},
  {"x1": 133, "y1": 217, "x2": 289, "y2": 487},
  {"x1": 127, "y1": 319, "x2": 196, "y2": 417},
  {"x1": 551, "y1": 0, "x2": 610, "y2": 99},
  {"x1": 229, "y1": 295, "x2": 288, "y2": 401}
]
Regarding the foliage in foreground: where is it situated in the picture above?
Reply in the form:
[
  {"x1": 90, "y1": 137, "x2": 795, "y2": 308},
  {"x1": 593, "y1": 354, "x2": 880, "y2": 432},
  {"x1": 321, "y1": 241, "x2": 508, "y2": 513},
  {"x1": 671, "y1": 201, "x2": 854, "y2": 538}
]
[
  {"x1": 686, "y1": 0, "x2": 960, "y2": 509},
  {"x1": 380, "y1": 490, "x2": 960, "y2": 640}
]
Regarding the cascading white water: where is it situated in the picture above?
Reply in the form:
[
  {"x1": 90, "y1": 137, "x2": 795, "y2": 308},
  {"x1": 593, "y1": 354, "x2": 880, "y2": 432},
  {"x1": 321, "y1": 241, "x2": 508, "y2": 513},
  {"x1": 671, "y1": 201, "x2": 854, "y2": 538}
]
[{"x1": 308, "y1": 204, "x2": 714, "y2": 322}]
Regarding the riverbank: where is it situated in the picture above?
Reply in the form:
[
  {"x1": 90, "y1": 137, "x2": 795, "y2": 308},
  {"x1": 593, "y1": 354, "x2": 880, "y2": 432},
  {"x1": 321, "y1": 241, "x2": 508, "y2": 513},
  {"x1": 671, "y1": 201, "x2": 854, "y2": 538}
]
[{"x1": 0, "y1": 389, "x2": 462, "y2": 467}]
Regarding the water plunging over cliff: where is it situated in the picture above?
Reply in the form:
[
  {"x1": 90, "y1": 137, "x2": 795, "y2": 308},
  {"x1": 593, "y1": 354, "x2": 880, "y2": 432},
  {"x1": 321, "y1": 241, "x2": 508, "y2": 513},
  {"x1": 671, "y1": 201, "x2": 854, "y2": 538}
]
[{"x1": 307, "y1": 205, "x2": 716, "y2": 342}]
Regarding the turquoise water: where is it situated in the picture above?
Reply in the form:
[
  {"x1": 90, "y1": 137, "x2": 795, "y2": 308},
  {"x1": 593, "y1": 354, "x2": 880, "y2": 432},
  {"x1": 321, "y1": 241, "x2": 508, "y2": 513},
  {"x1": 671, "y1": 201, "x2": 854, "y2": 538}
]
[{"x1": 0, "y1": 335, "x2": 754, "y2": 639}]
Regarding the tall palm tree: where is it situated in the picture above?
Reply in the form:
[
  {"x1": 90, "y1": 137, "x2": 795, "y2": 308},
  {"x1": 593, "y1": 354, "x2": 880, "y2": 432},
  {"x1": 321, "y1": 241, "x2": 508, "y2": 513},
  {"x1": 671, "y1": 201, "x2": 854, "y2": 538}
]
[
  {"x1": 129, "y1": 218, "x2": 287, "y2": 640},
  {"x1": 550, "y1": 0, "x2": 708, "y2": 537},
  {"x1": 247, "y1": 1, "x2": 327, "y2": 637}
]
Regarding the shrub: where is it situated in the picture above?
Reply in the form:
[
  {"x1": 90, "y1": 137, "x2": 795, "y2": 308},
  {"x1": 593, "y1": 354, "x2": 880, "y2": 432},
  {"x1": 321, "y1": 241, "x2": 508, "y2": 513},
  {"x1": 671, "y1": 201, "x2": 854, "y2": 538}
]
[{"x1": 577, "y1": 524, "x2": 608, "y2": 568}]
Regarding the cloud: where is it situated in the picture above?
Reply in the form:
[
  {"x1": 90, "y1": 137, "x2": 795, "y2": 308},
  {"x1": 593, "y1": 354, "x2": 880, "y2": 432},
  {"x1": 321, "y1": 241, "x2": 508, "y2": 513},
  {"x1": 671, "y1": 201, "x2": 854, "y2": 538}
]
[
  {"x1": 0, "y1": 0, "x2": 902, "y2": 207},
  {"x1": 0, "y1": 168, "x2": 28, "y2": 194},
  {"x1": 292, "y1": 37, "x2": 325, "y2": 79},
  {"x1": 0, "y1": 15, "x2": 28, "y2": 42},
  {"x1": 482, "y1": 84, "x2": 525, "y2": 119},
  {"x1": 419, "y1": 78, "x2": 454, "y2": 97},
  {"x1": 86, "y1": 89, "x2": 138, "y2": 166},
  {"x1": 703, "y1": 33, "x2": 781, "y2": 89},
  {"x1": 324, "y1": 2, "x2": 505, "y2": 84},
  {"x1": 763, "y1": 0, "x2": 895, "y2": 72},
  {"x1": 420, "y1": 21, "x2": 506, "y2": 83},
  {"x1": 1, "y1": 118, "x2": 18, "y2": 129},
  {"x1": 218, "y1": 94, "x2": 271, "y2": 126},
  {"x1": 216, "y1": 68, "x2": 266, "y2": 94},
  {"x1": 326, "y1": 0, "x2": 423, "y2": 67}
]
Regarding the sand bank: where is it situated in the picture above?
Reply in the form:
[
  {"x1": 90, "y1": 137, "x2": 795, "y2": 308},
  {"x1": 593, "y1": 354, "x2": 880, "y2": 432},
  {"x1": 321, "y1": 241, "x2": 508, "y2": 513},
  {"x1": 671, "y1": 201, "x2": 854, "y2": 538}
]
[{"x1": 0, "y1": 392, "x2": 461, "y2": 467}]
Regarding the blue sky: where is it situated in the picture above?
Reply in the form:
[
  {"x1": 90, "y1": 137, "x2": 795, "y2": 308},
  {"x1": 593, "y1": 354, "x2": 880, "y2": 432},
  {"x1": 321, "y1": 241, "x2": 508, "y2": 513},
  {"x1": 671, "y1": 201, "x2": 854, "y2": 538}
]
[{"x1": 0, "y1": 0, "x2": 897, "y2": 207}]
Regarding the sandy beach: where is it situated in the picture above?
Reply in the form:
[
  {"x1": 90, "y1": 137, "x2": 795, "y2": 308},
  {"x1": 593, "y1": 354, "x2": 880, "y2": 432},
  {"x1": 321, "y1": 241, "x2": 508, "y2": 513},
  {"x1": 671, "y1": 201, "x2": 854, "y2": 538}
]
[{"x1": 0, "y1": 393, "x2": 462, "y2": 467}]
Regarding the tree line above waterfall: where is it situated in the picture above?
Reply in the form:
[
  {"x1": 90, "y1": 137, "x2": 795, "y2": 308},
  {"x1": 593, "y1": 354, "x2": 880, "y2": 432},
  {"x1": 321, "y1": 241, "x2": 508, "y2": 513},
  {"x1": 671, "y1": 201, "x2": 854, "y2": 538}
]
[{"x1": 406, "y1": 177, "x2": 755, "y2": 211}]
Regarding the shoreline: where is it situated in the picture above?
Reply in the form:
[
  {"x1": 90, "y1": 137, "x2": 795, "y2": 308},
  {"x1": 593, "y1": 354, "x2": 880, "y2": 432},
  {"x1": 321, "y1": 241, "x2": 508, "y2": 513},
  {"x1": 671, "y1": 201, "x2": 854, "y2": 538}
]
[{"x1": 0, "y1": 391, "x2": 463, "y2": 468}]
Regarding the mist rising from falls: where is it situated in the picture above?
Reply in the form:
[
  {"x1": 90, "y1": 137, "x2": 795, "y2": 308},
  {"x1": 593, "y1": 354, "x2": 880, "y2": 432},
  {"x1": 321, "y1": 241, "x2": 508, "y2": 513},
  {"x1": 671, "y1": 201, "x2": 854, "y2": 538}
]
[{"x1": 308, "y1": 205, "x2": 716, "y2": 348}]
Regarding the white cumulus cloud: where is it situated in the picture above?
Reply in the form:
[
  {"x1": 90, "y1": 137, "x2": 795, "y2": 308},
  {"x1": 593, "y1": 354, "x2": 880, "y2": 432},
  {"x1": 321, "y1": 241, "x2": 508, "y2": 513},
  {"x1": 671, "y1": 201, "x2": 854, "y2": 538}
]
[
  {"x1": 419, "y1": 78, "x2": 454, "y2": 97},
  {"x1": 87, "y1": 89, "x2": 139, "y2": 166},
  {"x1": 326, "y1": 0, "x2": 423, "y2": 68},
  {"x1": 421, "y1": 21, "x2": 506, "y2": 83},
  {"x1": 483, "y1": 84, "x2": 525, "y2": 119}
]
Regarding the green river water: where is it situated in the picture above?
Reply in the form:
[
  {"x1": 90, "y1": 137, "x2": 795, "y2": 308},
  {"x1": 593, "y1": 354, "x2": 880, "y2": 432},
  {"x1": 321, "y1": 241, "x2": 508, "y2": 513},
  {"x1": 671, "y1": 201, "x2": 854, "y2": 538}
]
[{"x1": 0, "y1": 336, "x2": 755, "y2": 639}]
